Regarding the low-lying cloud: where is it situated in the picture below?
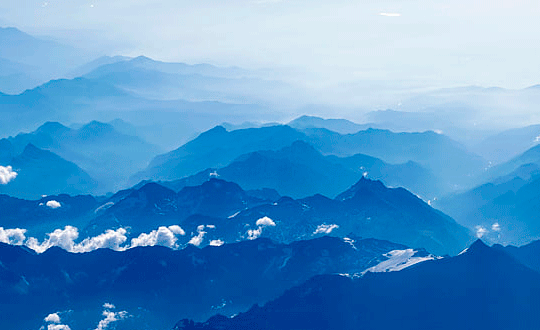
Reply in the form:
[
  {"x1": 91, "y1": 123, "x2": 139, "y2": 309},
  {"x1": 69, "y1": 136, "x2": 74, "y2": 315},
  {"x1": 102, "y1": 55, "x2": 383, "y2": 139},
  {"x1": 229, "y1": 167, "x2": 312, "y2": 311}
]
[
  {"x1": 0, "y1": 227, "x2": 27, "y2": 245},
  {"x1": 46, "y1": 200, "x2": 62, "y2": 209},
  {"x1": 2, "y1": 225, "x2": 186, "y2": 253},
  {"x1": 131, "y1": 225, "x2": 185, "y2": 249},
  {"x1": 247, "y1": 216, "x2": 277, "y2": 240},
  {"x1": 188, "y1": 225, "x2": 207, "y2": 247},
  {"x1": 43, "y1": 311, "x2": 71, "y2": 330},
  {"x1": 94, "y1": 303, "x2": 128, "y2": 330},
  {"x1": 0, "y1": 165, "x2": 17, "y2": 184}
]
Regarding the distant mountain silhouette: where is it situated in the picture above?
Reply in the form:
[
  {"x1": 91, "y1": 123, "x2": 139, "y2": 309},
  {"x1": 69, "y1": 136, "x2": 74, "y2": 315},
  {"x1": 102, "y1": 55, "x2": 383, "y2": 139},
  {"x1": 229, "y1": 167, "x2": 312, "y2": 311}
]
[
  {"x1": 288, "y1": 115, "x2": 370, "y2": 134},
  {"x1": 436, "y1": 151, "x2": 540, "y2": 245},
  {"x1": 170, "y1": 140, "x2": 437, "y2": 198},
  {"x1": 0, "y1": 143, "x2": 97, "y2": 199},
  {"x1": 0, "y1": 27, "x2": 94, "y2": 93},
  {"x1": 7, "y1": 120, "x2": 160, "y2": 193},
  {"x1": 82, "y1": 55, "x2": 302, "y2": 105},
  {"x1": 133, "y1": 125, "x2": 306, "y2": 183},
  {"x1": 137, "y1": 125, "x2": 480, "y2": 197}
]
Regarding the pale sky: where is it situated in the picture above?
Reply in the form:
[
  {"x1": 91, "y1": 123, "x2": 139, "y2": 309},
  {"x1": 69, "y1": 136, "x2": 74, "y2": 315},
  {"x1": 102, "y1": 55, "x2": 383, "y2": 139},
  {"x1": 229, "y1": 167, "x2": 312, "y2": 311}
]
[{"x1": 1, "y1": 0, "x2": 540, "y2": 90}]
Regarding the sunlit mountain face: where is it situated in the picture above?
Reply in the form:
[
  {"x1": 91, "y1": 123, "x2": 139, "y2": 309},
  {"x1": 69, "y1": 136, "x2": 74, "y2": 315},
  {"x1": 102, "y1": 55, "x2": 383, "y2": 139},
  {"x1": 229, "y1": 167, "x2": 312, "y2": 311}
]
[{"x1": 1, "y1": 3, "x2": 540, "y2": 330}]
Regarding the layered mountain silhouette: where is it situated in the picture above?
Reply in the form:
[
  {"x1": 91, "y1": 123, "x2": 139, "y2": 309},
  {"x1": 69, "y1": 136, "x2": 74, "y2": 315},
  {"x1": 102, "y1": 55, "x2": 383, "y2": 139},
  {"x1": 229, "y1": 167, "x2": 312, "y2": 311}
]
[
  {"x1": 287, "y1": 115, "x2": 370, "y2": 134},
  {"x1": 82, "y1": 55, "x2": 303, "y2": 106},
  {"x1": 0, "y1": 77, "x2": 268, "y2": 148},
  {"x1": 0, "y1": 27, "x2": 93, "y2": 93},
  {"x1": 436, "y1": 146, "x2": 540, "y2": 245},
  {"x1": 137, "y1": 125, "x2": 481, "y2": 197},
  {"x1": 174, "y1": 240, "x2": 540, "y2": 330},
  {"x1": 0, "y1": 143, "x2": 97, "y2": 199},
  {"x1": 155, "y1": 140, "x2": 437, "y2": 198},
  {"x1": 6, "y1": 120, "x2": 160, "y2": 192},
  {"x1": 0, "y1": 236, "x2": 410, "y2": 330}
]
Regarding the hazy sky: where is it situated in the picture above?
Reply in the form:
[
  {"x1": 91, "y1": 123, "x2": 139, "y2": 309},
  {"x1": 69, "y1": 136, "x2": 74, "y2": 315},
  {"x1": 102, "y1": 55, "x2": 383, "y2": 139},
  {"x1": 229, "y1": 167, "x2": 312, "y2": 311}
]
[{"x1": 1, "y1": 0, "x2": 540, "y2": 90}]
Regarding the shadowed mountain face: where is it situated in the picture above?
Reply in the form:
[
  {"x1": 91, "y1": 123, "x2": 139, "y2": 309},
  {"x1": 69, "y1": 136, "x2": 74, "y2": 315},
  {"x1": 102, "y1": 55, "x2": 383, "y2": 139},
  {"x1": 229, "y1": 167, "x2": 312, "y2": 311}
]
[
  {"x1": 133, "y1": 125, "x2": 307, "y2": 183},
  {"x1": 174, "y1": 240, "x2": 540, "y2": 330},
  {"x1": 88, "y1": 177, "x2": 470, "y2": 255},
  {"x1": 0, "y1": 143, "x2": 97, "y2": 199},
  {"x1": 137, "y1": 125, "x2": 483, "y2": 197},
  {"x1": 0, "y1": 194, "x2": 97, "y2": 236},
  {"x1": 6, "y1": 120, "x2": 160, "y2": 193},
  {"x1": 0, "y1": 236, "x2": 409, "y2": 330},
  {"x1": 493, "y1": 240, "x2": 540, "y2": 273}
]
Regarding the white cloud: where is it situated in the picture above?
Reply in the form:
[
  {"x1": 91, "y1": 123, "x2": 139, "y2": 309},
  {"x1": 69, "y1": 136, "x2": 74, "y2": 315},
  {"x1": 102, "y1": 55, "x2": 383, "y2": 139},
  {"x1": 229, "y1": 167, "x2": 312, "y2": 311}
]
[
  {"x1": 3, "y1": 225, "x2": 188, "y2": 253},
  {"x1": 0, "y1": 227, "x2": 27, "y2": 245},
  {"x1": 0, "y1": 165, "x2": 17, "y2": 184},
  {"x1": 247, "y1": 227, "x2": 262, "y2": 240},
  {"x1": 25, "y1": 226, "x2": 127, "y2": 253},
  {"x1": 209, "y1": 239, "x2": 224, "y2": 246},
  {"x1": 46, "y1": 200, "x2": 62, "y2": 209},
  {"x1": 168, "y1": 225, "x2": 186, "y2": 236},
  {"x1": 492, "y1": 223, "x2": 501, "y2": 231},
  {"x1": 379, "y1": 12, "x2": 401, "y2": 17},
  {"x1": 48, "y1": 324, "x2": 71, "y2": 330},
  {"x1": 256, "y1": 216, "x2": 276, "y2": 227},
  {"x1": 313, "y1": 224, "x2": 339, "y2": 235},
  {"x1": 475, "y1": 225, "x2": 488, "y2": 238},
  {"x1": 131, "y1": 225, "x2": 185, "y2": 249},
  {"x1": 103, "y1": 303, "x2": 115, "y2": 309},
  {"x1": 94, "y1": 303, "x2": 128, "y2": 330},
  {"x1": 73, "y1": 229, "x2": 128, "y2": 253},
  {"x1": 26, "y1": 226, "x2": 80, "y2": 253},
  {"x1": 44, "y1": 313, "x2": 61, "y2": 323},
  {"x1": 188, "y1": 225, "x2": 206, "y2": 246},
  {"x1": 44, "y1": 312, "x2": 71, "y2": 330}
]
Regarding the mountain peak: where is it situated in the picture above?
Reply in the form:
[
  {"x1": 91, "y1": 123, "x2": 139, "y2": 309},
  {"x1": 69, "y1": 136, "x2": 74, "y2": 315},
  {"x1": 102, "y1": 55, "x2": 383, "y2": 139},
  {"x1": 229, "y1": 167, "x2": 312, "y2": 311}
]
[
  {"x1": 335, "y1": 176, "x2": 386, "y2": 201},
  {"x1": 466, "y1": 239, "x2": 490, "y2": 254},
  {"x1": 35, "y1": 121, "x2": 70, "y2": 135}
]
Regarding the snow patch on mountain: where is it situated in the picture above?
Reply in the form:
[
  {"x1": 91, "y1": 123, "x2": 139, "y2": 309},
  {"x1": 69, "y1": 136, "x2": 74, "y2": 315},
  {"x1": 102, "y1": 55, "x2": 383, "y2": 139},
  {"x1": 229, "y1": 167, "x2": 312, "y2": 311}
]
[{"x1": 364, "y1": 249, "x2": 437, "y2": 273}]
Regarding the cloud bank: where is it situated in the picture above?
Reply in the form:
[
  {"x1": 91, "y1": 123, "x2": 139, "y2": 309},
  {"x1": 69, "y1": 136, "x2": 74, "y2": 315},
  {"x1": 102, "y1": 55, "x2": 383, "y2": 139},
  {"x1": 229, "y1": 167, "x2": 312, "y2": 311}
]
[{"x1": 2, "y1": 225, "x2": 186, "y2": 253}]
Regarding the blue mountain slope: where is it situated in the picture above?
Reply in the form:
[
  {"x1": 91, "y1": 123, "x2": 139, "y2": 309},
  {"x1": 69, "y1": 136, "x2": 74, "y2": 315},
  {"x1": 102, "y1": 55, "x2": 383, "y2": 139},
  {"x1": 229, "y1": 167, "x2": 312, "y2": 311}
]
[
  {"x1": 175, "y1": 240, "x2": 540, "y2": 330},
  {"x1": 0, "y1": 236, "x2": 407, "y2": 330},
  {"x1": 0, "y1": 143, "x2": 97, "y2": 199},
  {"x1": 7, "y1": 120, "x2": 160, "y2": 193},
  {"x1": 89, "y1": 177, "x2": 471, "y2": 255}
]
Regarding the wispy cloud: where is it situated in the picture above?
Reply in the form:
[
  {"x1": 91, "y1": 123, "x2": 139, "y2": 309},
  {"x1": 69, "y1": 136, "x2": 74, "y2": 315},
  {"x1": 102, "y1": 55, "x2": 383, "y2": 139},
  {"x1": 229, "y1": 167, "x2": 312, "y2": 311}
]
[
  {"x1": 313, "y1": 224, "x2": 339, "y2": 235},
  {"x1": 379, "y1": 12, "x2": 401, "y2": 17}
]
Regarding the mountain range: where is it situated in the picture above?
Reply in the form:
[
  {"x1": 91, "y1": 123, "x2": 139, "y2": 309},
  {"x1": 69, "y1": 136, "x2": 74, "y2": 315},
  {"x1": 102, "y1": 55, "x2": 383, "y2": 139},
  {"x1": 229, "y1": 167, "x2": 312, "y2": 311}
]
[
  {"x1": 75, "y1": 177, "x2": 470, "y2": 255},
  {"x1": 0, "y1": 236, "x2": 415, "y2": 330},
  {"x1": 136, "y1": 124, "x2": 483, "y2": 197},
  {"x1": 0, "y1": 143, "x2": 97, "y2": 199},
  {"x1": 5, "y1": 120, "x2": 160, "y2": 193},
  {"x1": 175, "y1": 240, "x2": 540, "y2": 330}
]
